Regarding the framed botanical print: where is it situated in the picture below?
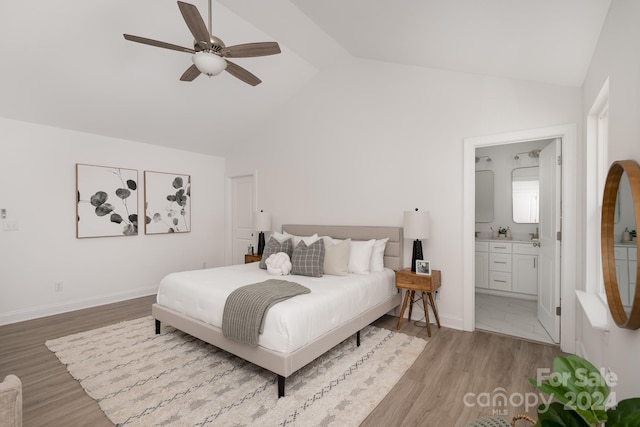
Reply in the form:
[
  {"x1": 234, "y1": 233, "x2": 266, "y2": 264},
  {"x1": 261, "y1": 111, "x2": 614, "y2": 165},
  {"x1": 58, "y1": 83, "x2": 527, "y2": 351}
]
[
  {"x1": 144, "y1": 171, "x2": 191, "y2": 234},
  {"x1": 76, "y1": 164, "x2": 139, "y2": 238}
]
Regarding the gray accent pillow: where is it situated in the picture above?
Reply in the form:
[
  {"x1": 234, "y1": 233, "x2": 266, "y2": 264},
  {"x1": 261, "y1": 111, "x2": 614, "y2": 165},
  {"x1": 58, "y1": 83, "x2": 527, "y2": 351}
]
[
  {"x1": 259, "y1": 237, "x2": 293, "y2": 269},
  {"x1": 291, "y1": 239, "x2": 325, "y2": 277}
]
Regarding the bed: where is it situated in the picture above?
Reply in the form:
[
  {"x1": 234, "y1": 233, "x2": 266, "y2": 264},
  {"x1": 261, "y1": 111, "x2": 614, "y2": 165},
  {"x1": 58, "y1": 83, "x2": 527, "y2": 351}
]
[{"x1": 152, "y1": 224, "x2": 403, "y2": 397}]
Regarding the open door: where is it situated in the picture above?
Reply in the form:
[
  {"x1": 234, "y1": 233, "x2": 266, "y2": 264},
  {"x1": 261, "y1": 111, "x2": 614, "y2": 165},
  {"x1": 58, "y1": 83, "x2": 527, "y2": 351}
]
[{"x1": 537, "y1": 138, "x2": 561, "y2": 343}]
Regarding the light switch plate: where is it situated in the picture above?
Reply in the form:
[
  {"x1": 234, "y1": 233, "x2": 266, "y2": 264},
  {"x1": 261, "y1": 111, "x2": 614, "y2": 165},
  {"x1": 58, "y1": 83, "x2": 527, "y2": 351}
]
[{"x1": 3, "y1": 221, "x2": 19, "y2": 231}]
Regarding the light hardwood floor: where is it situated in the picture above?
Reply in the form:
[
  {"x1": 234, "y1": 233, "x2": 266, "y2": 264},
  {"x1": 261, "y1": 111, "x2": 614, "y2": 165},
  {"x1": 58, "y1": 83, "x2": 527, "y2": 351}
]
[{"x1": 0, "y1": 296, "x2": 564, "y2": 426}]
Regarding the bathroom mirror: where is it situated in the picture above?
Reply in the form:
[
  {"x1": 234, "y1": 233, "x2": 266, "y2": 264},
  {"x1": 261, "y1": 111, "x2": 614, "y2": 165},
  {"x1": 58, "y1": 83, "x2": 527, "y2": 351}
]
[
  {"x1": 475, "y1": 170, "x2": 494, "y2": 223},
  {"x1": 601, "y1": 160, "x2": 640, "y2": 329},
  {"x1": 512, "y1": 167, "x2": 539, "y2": 223}
]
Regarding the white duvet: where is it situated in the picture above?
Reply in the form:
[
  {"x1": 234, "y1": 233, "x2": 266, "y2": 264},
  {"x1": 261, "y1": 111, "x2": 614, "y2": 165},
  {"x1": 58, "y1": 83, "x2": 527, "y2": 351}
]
[{"x1": 156, "y1": 263, "x2": 396, "y2": 353}]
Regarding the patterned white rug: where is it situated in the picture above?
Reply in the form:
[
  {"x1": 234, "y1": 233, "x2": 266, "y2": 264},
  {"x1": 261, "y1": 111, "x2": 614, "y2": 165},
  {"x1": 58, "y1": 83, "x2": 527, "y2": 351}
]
[{"x1": 46, "y1": 316, "x2": 426, "y2": 426}]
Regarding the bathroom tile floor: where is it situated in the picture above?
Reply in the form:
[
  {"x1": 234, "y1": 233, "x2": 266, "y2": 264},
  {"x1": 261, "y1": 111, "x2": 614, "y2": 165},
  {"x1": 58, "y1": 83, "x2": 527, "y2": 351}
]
[{"x1": 475, "y1": 293, "x2": 555, "y2": 345}]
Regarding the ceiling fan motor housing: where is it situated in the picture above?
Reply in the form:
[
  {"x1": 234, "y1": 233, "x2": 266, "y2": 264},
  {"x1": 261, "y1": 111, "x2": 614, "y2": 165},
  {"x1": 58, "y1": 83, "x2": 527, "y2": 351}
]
[{"x1": 194, "y1": 35, "x2": 225, "y2": 53}]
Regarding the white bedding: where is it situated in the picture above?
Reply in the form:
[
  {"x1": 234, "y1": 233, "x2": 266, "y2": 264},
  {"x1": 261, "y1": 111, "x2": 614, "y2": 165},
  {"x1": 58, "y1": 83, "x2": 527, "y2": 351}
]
[{"x1": 156, "y1": 263, "x2": 396, "y2": 353}]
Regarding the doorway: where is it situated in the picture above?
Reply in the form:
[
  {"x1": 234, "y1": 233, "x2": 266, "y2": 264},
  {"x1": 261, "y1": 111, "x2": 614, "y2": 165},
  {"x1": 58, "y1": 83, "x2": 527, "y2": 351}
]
[
  {"x1": 473, "y1": 139, "x2": 558, "y2": 344},
  {"x1": 226, "y1": 173, "x2": 256, "y2": 265},
  {"x1": 462, "y1": 124, "x2": 578, "y2": 354}
]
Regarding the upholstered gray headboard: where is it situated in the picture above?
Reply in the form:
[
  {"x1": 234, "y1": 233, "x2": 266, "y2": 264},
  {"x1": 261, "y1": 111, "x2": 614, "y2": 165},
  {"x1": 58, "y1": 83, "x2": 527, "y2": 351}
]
[{"x1": 281, "y1": 225, "x2": 404, "y2": 271}]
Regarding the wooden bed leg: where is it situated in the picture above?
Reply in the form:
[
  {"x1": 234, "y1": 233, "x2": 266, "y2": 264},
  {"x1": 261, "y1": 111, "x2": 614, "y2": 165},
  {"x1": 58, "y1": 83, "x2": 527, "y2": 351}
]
[
  {"x1": 356, "y1": 330, "x2": 361, "y2": 347},
  {"x1": 155, "y1": 319, "x2": 161, "y2": 335},
  {"x1": 278, "y1": 375, "x2": 285, "y2": 398}
]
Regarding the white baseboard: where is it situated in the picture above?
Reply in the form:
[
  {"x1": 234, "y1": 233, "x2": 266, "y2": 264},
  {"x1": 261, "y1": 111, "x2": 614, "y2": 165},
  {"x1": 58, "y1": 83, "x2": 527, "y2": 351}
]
[{"x1": 0, "y1": 287, "x2": 158, "y2": 326}]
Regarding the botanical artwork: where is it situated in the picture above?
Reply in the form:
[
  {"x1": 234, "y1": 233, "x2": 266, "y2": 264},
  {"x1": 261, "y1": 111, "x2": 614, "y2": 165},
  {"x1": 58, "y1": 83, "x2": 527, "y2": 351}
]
[
  {"x1": 76, "y1": 164, "x2": 139, "y2": 238},
  {"x1": 144, "y1": 171, "x2": 191, "y2": 234}
]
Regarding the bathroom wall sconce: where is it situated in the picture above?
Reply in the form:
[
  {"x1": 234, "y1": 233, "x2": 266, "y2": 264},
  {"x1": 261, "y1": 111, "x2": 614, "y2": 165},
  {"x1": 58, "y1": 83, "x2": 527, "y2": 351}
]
[
  {"x1": 514, "y1": 149, "x2": 541, "y2": 161},
  {"x1": 475, "y1": 155, "x2": 492, "y2": 164}
]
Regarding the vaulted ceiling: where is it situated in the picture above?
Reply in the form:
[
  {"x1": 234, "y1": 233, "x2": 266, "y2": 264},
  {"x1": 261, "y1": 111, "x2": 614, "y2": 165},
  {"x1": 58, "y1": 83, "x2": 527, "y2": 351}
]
[{"x1": 0, "y1": 0, "x2": 611, "y2": 156}]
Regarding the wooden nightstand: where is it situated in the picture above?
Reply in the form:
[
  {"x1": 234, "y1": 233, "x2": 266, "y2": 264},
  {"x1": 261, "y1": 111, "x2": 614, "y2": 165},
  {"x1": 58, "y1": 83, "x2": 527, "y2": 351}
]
[
  {"x1": 395, "y1": 268, "x2": 442, "y2": 336},
  {"x1": 244, "y1": 254, "x2": 262, "y2": 264}
]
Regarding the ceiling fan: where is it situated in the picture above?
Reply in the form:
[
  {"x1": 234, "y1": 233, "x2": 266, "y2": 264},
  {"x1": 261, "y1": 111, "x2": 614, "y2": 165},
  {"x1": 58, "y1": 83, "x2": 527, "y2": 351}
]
[{"x1": 123, "y1": 0, "x2": 281, "y2": 86}]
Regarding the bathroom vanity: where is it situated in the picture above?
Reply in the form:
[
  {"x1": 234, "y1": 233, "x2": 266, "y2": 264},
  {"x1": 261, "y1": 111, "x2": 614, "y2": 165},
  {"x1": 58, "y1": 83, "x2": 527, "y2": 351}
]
[
  {"x1": 614, "y1": 243, "x2": 637, "y2": 309},
  {"x1": 475, "y1": 239, "x2": 539, "y2": 298}
]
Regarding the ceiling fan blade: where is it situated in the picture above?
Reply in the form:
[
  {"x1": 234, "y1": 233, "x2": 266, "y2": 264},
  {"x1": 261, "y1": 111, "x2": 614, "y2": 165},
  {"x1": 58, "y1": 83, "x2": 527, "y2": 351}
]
[
  {"x1": 220, "y1": 42, "x2": 281, "y2": 58},
  {"x1": 225, "y1": 60, "x2": 261, "y2": 86},
  {"x1": 177, "y1": 1, "x2": 211, "y2": 49},
  {"x1": 123, "y1": 34, "x2": 195, "y2": 54},
  {"x1": 180, "y1": 64, "x2": 201, "y2": 81}
]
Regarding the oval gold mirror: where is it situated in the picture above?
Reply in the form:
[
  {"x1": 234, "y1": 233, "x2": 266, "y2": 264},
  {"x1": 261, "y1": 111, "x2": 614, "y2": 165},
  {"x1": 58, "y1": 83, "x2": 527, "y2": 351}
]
[{"x1": 601, "y1": 160, "x2": 640, "y2": 329}]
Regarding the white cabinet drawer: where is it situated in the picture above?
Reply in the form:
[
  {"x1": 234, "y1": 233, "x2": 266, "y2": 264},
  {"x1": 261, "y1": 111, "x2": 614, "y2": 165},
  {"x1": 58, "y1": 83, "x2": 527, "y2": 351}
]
[
  {"x1": 629, "y1": 247, "x2": 637, "y2": 259},
  {"x1": 490, "y1": 253, "x2": 512, "y2": 272},
  {"x1": 489, "y1": 271, "x2": 512, "y2": 291},
  {"x1": 513, "y1": 242, "x2": 539, "y2": 255},
  {"x1": 490, "y1": 242, "x2": 512, "y2": 253},
  {"x1": 475, "y1": 242, "x2": 489, "y2": 252},
  {"x1": 615, "y1": 246, "x2": 628, "y2": 260}
]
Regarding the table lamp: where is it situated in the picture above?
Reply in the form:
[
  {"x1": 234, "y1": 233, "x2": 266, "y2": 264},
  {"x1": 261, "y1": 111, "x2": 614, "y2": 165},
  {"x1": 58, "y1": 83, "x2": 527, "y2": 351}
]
[
  {"x1": 253, "y1": 210, "x2": 272, "y2": 255},
  {"x1": 403, "y1": 208, "x2": 431, "y2": 272}
]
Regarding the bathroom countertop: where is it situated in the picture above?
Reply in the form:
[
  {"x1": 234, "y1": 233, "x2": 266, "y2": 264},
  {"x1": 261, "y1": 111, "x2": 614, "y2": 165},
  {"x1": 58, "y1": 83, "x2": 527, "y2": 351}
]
[
  {"x1": 614, "y1": 241, "x2": 638, "y2": 247},
  {"x1": 475, "y1": 238, "x2": 538, "y2": 243}
]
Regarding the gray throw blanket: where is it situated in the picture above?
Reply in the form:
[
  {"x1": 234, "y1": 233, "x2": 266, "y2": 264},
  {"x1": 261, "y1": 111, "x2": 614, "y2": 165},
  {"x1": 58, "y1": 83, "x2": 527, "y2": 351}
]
[{"x1": 222, "y1": 279, "x2": 310, "y2": 347}]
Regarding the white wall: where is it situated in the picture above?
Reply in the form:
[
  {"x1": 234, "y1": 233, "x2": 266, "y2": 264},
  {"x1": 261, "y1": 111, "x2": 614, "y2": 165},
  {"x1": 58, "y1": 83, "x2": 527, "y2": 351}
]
[
  {"x1": 0, "y1": 118, "x2": 226, "y2": 324},
  {"x1": 580, "y1": 0, "x2": 640, "y2": 400},
  {"x1": 225, "y1": 57, "x2": 581, "y2": 329}
]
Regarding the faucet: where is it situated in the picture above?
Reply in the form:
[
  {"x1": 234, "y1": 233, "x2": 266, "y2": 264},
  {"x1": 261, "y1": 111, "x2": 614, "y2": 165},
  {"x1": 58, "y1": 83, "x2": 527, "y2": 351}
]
[{"x1": 530, "y1": 227, "x2": 539, "y2": 240}]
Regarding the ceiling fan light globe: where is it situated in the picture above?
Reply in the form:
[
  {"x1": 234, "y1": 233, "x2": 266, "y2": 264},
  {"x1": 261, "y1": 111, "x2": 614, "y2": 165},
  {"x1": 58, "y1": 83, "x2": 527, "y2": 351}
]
[{"x1": 192, "y1": 52, "x2": 227, "y2": 76}]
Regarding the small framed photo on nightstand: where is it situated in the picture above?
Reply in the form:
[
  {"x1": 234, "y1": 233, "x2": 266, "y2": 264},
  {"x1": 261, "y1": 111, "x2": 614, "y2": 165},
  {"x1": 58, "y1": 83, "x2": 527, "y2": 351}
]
[{"x1": 416, "y1": 260, "x2": 431, "y2": 275}]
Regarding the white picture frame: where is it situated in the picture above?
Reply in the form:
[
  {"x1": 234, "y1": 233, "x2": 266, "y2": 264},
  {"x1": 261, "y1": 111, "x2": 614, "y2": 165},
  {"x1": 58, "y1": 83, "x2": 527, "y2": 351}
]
[{"x1": 416, "y1": 259, "x2": 431, "y2": 275}]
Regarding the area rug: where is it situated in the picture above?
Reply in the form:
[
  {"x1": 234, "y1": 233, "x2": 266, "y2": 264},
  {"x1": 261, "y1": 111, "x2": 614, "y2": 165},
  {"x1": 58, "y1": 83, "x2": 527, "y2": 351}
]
[{"x1": 46, "y1": 316, "x2": 427, "y2": 426}]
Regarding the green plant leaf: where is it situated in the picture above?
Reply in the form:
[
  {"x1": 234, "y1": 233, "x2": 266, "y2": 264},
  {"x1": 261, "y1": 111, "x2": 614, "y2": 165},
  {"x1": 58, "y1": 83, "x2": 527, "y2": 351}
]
[
  {"x1": 126, "y1": 179, "x2": 137, "y2": 190},
  {"x1": 606, "y1": 398, "x2": 640, "y2": 426},
  {"x1": 537, "y1": 402, "x2": 590, "y2": 426},
  {"x1": 528, "y1": 355, "x2": 609, "y2": 425},
  {"x1": 172, "y1": 177, "x2": 183, "y2": 189}
]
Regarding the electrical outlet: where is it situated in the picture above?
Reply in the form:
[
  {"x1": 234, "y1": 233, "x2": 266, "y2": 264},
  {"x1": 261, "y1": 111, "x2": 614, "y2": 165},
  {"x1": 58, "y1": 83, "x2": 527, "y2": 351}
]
[{"x1": 54, "y1": 282, "x2": 63, "y2": 292}]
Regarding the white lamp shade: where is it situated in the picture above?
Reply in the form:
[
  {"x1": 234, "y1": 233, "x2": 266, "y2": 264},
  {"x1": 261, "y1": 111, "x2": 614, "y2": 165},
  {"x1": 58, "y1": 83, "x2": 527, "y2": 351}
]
[
  {"x1": 403, "y1": 210, "x2": 430, "y2": 239},
  {"x1": 192, "y1": 52, "x2": 227, "y2": 76},
  {"x1": 253, "y1": 211, "x2": 272, "y2": 232}
]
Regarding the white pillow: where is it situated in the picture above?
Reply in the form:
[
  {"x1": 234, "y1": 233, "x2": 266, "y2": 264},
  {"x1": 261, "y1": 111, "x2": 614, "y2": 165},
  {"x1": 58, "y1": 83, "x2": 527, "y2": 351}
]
[
  {"x1": 370, "y1": 238, "x2": 389, "y2": 272},
  {"x1": 348, "y1": 239, "x2": 376, "y2": 274},
  {"x1": 323, "y1": 238, "x2": 351, "y2": 276},
  {"x1": 270, "y1": 231, "x2": 293, "y2": 244},
  {"x1": 283, "y1": 231, "x2": 319, "y2": 246}
]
